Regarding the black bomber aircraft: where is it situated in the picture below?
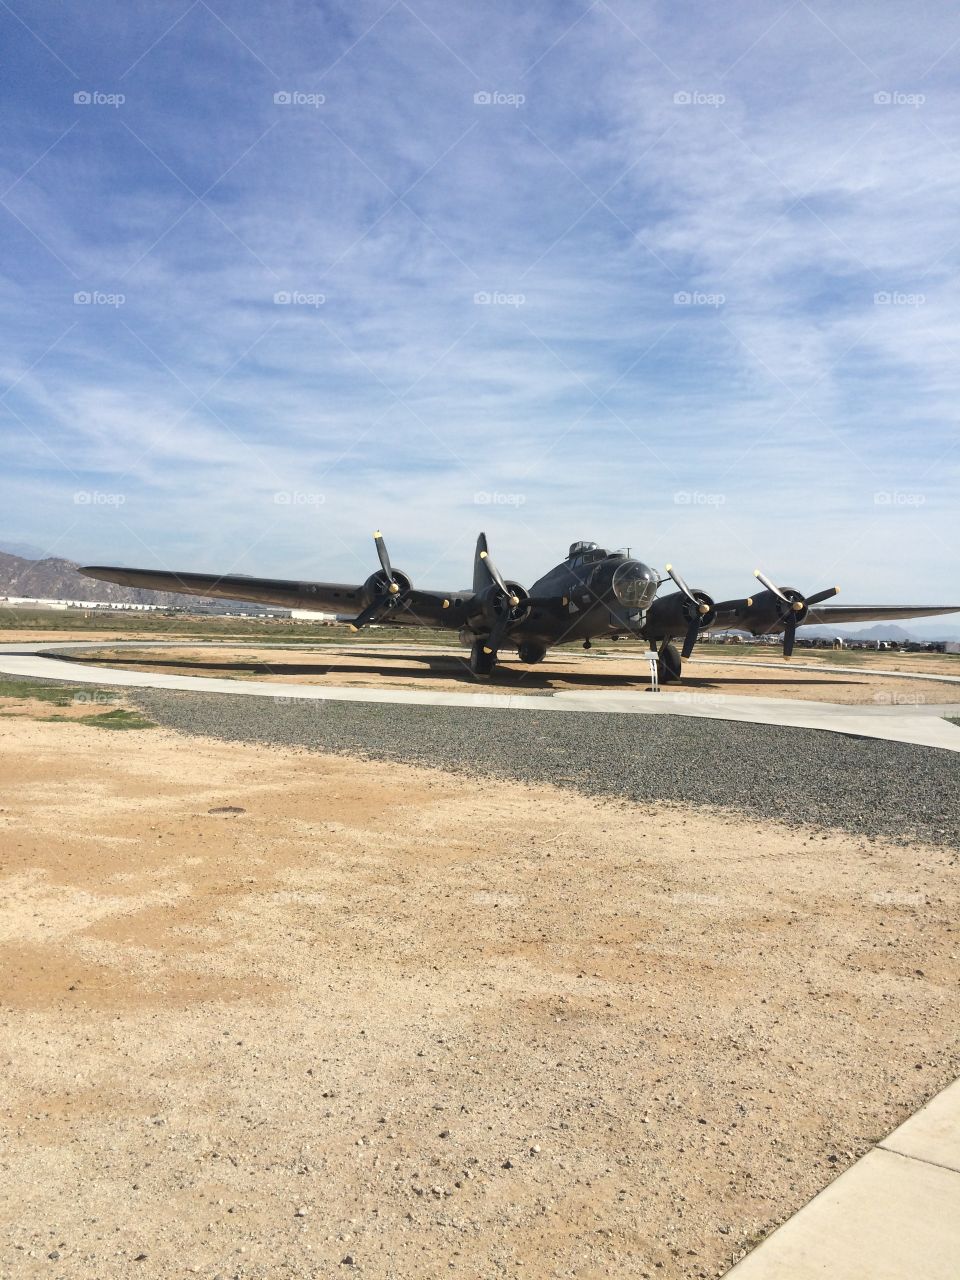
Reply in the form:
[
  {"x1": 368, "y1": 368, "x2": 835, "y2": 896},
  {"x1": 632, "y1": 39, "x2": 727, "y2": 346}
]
[{"x1": 81, "y1": 533, "x2": 960, "y2": 681}]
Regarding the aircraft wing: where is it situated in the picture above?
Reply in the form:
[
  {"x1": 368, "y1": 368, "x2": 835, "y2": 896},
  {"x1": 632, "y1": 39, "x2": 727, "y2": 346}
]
[
  {"x1": 79, "y1": 565, "x2": 461, "y2": 625},
  {"x1": 802, "y1": 604, "x2": 960, "y2": 628}
]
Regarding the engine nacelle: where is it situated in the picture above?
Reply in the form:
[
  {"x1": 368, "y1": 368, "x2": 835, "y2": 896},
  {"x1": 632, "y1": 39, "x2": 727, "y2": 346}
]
[
  {"x1": 361, "y1": 567, "x2": 412, "y2": 606},
  {"x1": 466, "y1": 580, "x2": 529, "y2": 629},
  {"x1": 740, "y1": 587, "x2": 805, "y2": 635},
  {"x1": 646, "y1": 587, "x2": 716, "y2": 638}
]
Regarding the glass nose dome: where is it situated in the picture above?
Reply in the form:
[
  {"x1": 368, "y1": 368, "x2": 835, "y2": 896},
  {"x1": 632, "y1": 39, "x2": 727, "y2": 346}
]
[{"x1": 611, "y1": 560, "x2": 658, "y2": 609}]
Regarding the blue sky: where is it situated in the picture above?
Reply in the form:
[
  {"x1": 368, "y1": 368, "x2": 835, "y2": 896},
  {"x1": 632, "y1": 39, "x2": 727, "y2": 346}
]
[{"x1": 1, "y1": 0, "x2": 958, "y2": 606}]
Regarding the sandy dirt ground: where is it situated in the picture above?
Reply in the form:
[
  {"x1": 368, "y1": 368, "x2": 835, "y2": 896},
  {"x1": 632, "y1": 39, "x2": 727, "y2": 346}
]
[
  {"x1": 1, "y1": 711, "x2": 958, "y2": 1279},
  {"x1": 62, "y1": 643, "x2": 960, "y2": 705}
]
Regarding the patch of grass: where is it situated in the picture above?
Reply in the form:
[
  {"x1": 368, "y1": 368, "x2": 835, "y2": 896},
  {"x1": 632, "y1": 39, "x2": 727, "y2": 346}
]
[
  {"x1": 0, "y1": 678, "x2": 117, "y2": 705},
  {"x1": 0, "y1": 678, "x2": 151, "y2": 728},
  {"x1": 43, "y1": 708, "x2": 156, "y2": 730}
]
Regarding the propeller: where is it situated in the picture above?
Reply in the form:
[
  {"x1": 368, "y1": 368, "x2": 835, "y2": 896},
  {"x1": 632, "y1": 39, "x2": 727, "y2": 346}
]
[
  {"x1": 349, "y1": 531, "x2": 409, "y2": 630},
  {"x1": 479, "y1": 548, "x2": 520, "y2": 607},
  {"x1": 665, "y1": 563, "x2": 712, "y2": 659},
  {"x1": 753, "y1": 569, "x2": 839, "y2": 657},
  {"x1": 473, "y1": 534, "x2": 527, "y2": 656}
]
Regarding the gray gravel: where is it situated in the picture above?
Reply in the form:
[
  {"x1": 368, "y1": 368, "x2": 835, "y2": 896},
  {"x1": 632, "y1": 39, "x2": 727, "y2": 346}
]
[{"x1": 129, "y1": 689, "x2": 960, "y2": 848}]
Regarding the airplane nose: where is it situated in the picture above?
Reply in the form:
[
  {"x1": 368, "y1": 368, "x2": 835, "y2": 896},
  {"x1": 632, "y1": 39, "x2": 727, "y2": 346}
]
[{"x1": 611, "y1": 560, "x2": 658, "y2": 609}]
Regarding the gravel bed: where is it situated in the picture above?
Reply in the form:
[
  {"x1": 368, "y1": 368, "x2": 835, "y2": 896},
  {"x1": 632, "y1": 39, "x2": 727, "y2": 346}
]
[{"x1": 129, "y1": 688, "x2": 960, "y2": 848}]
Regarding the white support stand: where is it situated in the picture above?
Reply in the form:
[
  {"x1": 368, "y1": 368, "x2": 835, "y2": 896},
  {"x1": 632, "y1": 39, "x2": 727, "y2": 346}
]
[{"x1": 646, "y1": 649, "x2": 660, "y2": 692}]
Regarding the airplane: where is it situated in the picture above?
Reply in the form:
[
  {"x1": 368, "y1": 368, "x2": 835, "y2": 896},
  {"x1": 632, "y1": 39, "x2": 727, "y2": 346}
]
[{"x1": 81, "y1": 533, "x2": 960, "y2": 682}]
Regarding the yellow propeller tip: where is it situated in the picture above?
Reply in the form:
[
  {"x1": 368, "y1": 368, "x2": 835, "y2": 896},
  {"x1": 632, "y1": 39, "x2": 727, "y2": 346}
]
[
  {"x1": 482, "y1": 646, "x2": 492, "y2": 654},
  {"x1": 373, "y1": 530, "x2": 381, "y2": 538},
  {"x1": 665, "y1": 562, "x2": 672, "y2": 570},
  {"x1": 442, "y1": 599, "x2": 449, "y2": 609},
  {"x1": 479, "y1": 550, "x2": 488, "y2": 559},
  {"x1": 348, "y1": 624, "x2": 358, "y2": 632},
  {"x1": 746, "y1": 597, "x2": 753, "y2": 607},
  {"x1": 753, "y1": 569, "x2": 761, "y2": 577}
]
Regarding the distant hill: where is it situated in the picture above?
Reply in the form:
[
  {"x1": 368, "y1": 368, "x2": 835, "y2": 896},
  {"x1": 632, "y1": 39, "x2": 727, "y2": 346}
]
[
  {"x1": 846, "y1": 624, "x2": 915, "y2": 642},
  {"x1": 0, "y1": 539, "x2": 52, "y2": 559},
  {"x1": 798, "y1": 622, "x2": 960, "y2": 642},
  {"x1": 0, "y1": 550, "x2": 227, "y2": 610}
]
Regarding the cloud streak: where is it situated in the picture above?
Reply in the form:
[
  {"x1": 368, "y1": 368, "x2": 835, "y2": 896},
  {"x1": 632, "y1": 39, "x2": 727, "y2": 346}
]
[{"x1": 0, "y1": 0, "x2": 957, "y2": 604}]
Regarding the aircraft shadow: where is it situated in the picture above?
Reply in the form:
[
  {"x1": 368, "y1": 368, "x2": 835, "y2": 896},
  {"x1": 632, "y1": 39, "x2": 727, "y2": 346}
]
[{"x1": 56, "y1": 652, "x2": 863, "y2": 691}]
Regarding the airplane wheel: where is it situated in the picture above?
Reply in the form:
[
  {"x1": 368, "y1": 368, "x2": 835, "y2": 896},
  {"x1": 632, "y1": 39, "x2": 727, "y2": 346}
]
[
  {"x1": 658, "y1": 641, "x2": 682, "y2": 683},
  {"x1": 517, "y1": 642, "x2": 546, "y2": 665},
  {"x1": 470, "y1": 641, "x2": 496, "y2": 677}
]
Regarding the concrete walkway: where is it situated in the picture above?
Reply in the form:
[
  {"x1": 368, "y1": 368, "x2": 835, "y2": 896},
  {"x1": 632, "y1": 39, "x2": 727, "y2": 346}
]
[
  {"x1": 2, "y1": 641, "x2": 960, "y2": 752},
  {"x1": 725, "y1": 1076, "x2": 960, "y2": 1278}
]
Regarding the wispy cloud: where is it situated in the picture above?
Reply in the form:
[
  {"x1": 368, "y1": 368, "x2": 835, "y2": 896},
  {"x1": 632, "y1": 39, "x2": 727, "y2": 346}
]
[{"x1": 0, "y1": 0, "x2": 958, "y2": 603}]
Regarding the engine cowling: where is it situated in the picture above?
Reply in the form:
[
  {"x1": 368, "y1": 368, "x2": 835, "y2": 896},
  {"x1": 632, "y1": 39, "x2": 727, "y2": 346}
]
[
  {"x1": 646, "y1": 587, "x2": 716, "y2": 638},
  {"x1": 361, "y1": 567, "x2": 412, "y2": 607},
  {"x1": 466, "y1": 580, "x2": 529, "y2": 630}
]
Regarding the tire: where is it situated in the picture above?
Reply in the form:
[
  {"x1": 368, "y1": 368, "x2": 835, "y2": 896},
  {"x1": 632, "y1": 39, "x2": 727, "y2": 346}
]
[
  {"x1": 657, "y1": 641, "x2": 682, "y2": 683},
  {"x1": 517, "y1": 642, "x2": 546, "y2": 665},
  {"x1": 470, "y1": 641, "x2": 496, "y2": 677}
]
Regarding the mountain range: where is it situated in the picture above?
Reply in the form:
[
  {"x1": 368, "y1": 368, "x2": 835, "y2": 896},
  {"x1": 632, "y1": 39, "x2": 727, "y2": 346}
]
[{"x1": 0, "y1": 549, "x2": 226, "y2": 610}]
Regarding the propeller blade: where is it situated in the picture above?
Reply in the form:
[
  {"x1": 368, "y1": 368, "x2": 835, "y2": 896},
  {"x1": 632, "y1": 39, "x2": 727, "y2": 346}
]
[
  {"x1": 479, "y1": 548, "x2": 519, "y2": 605},
  {"x1": 754, "y1": 569, "x2": 791, "y2": 604},
  {"x1": 681, "y1": 617, "x2": 700, "y2": 659},
  {"x1": 373, "y1": 531, "x2": 399, "y2": 595},
  {"x1": 783, "y1": 614, "x2": 797, "y2": 659},
  {"x1": 666, "y1": 564, "x2": 710, "y2": 616},
  {"x1": 805, "y1": 585, "x2": 840, "y2": 607},
  {"x1": 482, "y1": 605, "x2": 512, "y2": 656},
  {"x1": 349, "y1": 596, "x2": 387, "y2": 631},
  {"x1": 665, "y1": 563, "x2": 696, "y2": 601}
]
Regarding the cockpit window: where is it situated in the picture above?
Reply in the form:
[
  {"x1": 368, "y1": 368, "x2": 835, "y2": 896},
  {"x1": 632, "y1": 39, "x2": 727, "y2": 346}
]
[{"x1": 568, "y1": 540, "x2": 601, "y2": 559}]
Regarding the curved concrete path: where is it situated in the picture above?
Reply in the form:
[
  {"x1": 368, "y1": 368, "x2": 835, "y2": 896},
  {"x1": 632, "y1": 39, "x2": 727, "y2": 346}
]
[{"x1": 2, "y1": 641, "x2": 959, "y2": 753}]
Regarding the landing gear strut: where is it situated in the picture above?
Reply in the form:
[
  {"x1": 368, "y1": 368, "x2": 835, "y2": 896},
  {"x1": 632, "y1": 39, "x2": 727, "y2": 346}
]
[
  {"x1": 657, "y1": 640, "x2": 682, "y2": 683},
  {"x1": 470, "y1": 640, "x2": 496, "y2": 677}
]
